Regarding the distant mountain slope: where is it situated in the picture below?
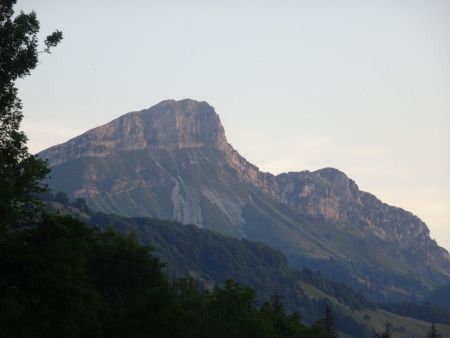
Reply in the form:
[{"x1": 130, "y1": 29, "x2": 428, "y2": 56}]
[
  {"x1": 39, "y1": 99, "x2": 450, "y2": 301},
  {"x1": 87, "y1": 212, "x2": 450, "y2": 338},
  {"x1": 88, "y1": 213, "x2": 372, "y2": 311},
  {"x1": 426, "y1": 284, "x2": 450, "y2": 310}
]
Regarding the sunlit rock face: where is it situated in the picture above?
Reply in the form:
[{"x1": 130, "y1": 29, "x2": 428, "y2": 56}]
[
  {"x1": 41, "y1": 99, "x2": 226, "y2": 164},
  {"x1": 39, "y1": 99, "x2": 450, "y2": 301}
]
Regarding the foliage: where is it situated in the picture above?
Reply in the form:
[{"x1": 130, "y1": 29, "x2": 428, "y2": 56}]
[
  {"x1": 0, "y1": 215, "x2": 99, "y2": 337},
  {"x1": 380, "y1": 301, "x2": 450, "y2": 326},
  {"x1": 0, "y1": 214, "x2": 178, "y2": 337},
  {"x1": 88, "y1": 212, "x2": 372, "y2": 311},
  {"x1": 373, "y1": 321, "x2": 392, "y2": 338},
  {"x1": 426, "y1": 322, "x2": 441, "y2": 338},
  {"x1": 54, "y1": 191, "x2": 69, "y2": 205},
  {"x1": 323, "y1": 304, "x2": 340, "y2": 338},
  {"x1": 300, "y1": 267, "x2": 374, "y2": 310},
  {"x1": 0, "y1": 213, "x2": 349, "y2": 338},
  {"x1": 88, "y1": 212, "x2": 371, "y2": 336},
  {"x1": 0, "y1": 0, "x2": 62, "y2": 226}
]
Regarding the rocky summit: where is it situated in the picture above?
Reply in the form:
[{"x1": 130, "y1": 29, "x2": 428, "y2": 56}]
[{"x1": 39, "y1": 99, "x2": 450, "y2": 301}]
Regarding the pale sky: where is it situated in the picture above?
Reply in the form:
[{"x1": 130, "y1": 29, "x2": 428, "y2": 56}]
[{"x1": 17, "y1": 1, "x2": 450, "y2": 250}]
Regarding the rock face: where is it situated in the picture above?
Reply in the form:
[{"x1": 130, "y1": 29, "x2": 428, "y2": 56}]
[
  {"x1": 277, "y1": 168, "x2": 428, "y2": 243},
  {"x1": 39, "y1": 99, "x2": 450, "y2": 301},
  {"x1": 275, "y1": 169, "x2": 450, "y2": 271},
  {"x1": 42, "y1": 100, "x2": 226, "y2": 163}
]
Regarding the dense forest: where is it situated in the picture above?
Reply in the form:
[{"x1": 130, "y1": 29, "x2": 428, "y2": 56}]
[
  {"x1": 1, "y1": 213, "x2": 342, "y2": 338},
  {"x1": 88, "y1": 212, "x2": 374, "y2": 311}
]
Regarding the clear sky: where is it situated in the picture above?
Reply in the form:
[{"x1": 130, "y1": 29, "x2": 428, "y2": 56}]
[{"x1": 17, "y1": 0, "x2": 450, "y2": 250}]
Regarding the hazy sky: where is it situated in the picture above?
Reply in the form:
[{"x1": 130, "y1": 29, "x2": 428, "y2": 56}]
[{"x1": 17, "y1": 1, "x2": 450, "y2": 250}]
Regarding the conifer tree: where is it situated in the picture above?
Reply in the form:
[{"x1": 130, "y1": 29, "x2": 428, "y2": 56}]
[
  {"x1": 427, "y1": 322, "x2": 441, "y2": 338},
  {"x1": 323, "y1": 304, "x2": 340, "y2": 338},
  {"x1": 381, "y1": 321, "x2": 392, "y2": 338}
]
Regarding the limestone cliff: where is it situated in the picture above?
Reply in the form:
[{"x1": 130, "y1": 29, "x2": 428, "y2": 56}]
[{"x1": 275, "y1": 168, "x2": 450, "y2": 272}]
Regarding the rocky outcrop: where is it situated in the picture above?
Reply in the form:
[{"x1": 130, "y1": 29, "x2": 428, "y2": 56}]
[
  {"x1": 40, "y1": 100, "x2": 226, "y2": 165},
  {"x1": 274, "y1": 168, "x2": 450, "y2": 273}
]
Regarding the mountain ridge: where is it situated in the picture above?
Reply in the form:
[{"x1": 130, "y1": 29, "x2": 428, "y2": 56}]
[{"x1": 38, "y1": 98, "x2": 450, "y2": 299}]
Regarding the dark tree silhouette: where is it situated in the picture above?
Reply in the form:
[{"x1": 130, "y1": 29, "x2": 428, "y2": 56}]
[
  {"x1": 427, "y1": 322, "x2": 441, "y2": 338},
  {"x1": 372, "y1": 321, "x2": 393, "y2": 338},
  {"x1": 0, "y1": 0, "x2": 62, "y2": 226},
  {"x1": 320, "y1": 304, "x2": 339, "y2": 338},
  {"x1": 55, "y1": 191, "x2": 69, "y2": 206},
  {"x1": 381, "y1": 321, "x2": 392, "y2": 338}
]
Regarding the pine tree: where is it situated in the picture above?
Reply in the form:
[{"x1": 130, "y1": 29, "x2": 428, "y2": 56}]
[
  {"x1": 323, "y1": 304, "x2": 340, "y2": 338},
  {"x1": 381, "y1": 321, "x2": 392, "y2": 338},
  {"x1": 427, "y1": 322, "x2": 441, "y2": 338}
]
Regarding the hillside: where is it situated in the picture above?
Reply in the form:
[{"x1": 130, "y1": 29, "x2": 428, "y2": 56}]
[
  {"x1": 426, "y1": 284, "x2": 450, "y2": 310},
  {"x1": 87, "y1": 212, "x2": 450, "y2": 338}
]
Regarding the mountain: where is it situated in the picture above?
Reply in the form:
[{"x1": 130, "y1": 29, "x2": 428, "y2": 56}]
[{"x1": 39, "y1": 99, "x2": 450, "y2": 301}]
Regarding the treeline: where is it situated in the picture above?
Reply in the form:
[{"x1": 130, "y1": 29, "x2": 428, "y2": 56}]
[
  {"x1": 0, "y1": 213, "x2": 340, "y2": 338},
  {"x1": 88, "y1": 212, "x2": 373, "y2": 334},
  {"x1": 299, "y1": 267, "x2": 374, "y2": 311},
  {"x1": 380, "y1": 301, "x2": 450, "y2": 326},
  {"x1": 88, "y1": 212, "x2": 373, "y2": 312}
]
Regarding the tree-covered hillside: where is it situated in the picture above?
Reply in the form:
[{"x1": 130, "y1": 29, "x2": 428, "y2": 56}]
[
  {"x1": 1, "y1": 214, "x2": 341, "y2": 338},
  {"x1": 89, "y1": 213, "x2": 373, "y2": 315},
  {"x1": 87, "y1": 212, "x2": 450, "y2": 338}
]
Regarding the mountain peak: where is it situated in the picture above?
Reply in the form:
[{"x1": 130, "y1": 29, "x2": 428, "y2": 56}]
[
  {"x1": 39, "y1": 99, "x2": 228, "y2": 166},
  {"x1": 150, "y1": 98, "x2": 213, "y2": 111},
  {"x1": 136, "y1": 98, "x2": 227, "y2": 150}
]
